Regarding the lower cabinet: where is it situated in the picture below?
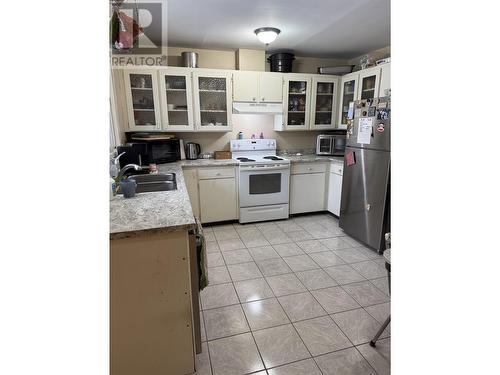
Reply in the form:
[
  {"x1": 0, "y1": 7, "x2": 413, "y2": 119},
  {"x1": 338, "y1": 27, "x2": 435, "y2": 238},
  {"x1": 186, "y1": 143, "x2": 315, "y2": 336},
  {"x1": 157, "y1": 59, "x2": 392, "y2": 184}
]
[
  {"x1": 197, "y1": 167, "x2": 238, "y2": 223},
  {"x1": 290, "y1": 163, "x2": 328, "y2": 214},
  {"x1": 327, "y1": 162, "x2": 344, "y2": 216}
]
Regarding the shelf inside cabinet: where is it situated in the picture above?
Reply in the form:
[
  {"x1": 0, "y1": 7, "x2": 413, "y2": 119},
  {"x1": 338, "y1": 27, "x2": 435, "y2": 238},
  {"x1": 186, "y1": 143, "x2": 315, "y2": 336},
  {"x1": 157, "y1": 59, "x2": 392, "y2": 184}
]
[
  {"x1": 168, "y1": 109, "x2": 188, "y2": 112},
  {"x1": 131, "y1": 87, "x2": 153, "y2": 90},
  {"x1": 288, "y1": 111, "x2": 305, "y2": 113},
  {"x1": 316, "y1": 93, "x2": 333, "y2": 96},
  {"x1": 133, "y1": 108, "x2": 155, "y2": 112},
  {"x1": 288, "y1": 92, "x2": 306, "y2": 95},
  {"x1": 199, "y1": 89, "x2": 226, "y2": 93},
  {"x1": 166, "y1": 89, "x2": 186, "y2": 92},
  {"x1": 200, "y1": 109, "x2": 226, "y2": 113},
  {"x1": 362, "y1": 88, "x2": 375, "y2": 92}
]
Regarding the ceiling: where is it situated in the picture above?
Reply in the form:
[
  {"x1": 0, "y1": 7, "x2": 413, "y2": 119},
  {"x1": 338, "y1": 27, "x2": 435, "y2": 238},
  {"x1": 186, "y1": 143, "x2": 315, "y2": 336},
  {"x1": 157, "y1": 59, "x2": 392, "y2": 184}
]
[{"x1": 165, "y1": 0, "x2": 390, "y2": 58}]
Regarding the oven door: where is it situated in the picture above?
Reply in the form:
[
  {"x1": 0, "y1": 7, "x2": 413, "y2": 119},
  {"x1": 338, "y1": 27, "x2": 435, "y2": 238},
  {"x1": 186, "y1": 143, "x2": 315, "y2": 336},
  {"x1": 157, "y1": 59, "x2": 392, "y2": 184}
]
[{"x1": 239, "y1": 164, "x2": 290, "y2": 207}]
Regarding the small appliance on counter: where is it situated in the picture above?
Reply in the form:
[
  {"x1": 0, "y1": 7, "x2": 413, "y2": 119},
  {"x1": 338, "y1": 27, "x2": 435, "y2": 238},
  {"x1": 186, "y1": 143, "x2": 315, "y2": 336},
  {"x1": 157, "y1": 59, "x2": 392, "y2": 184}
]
[
  {"x1": 121, "y1": 132, "x2": 181, "y2": 166},
  {"x1": 185, "y1": 142, "x2": 201, "y2": 160},
  {"x1": 316, "y1": 131, "x2": 347, "y2": 156}
]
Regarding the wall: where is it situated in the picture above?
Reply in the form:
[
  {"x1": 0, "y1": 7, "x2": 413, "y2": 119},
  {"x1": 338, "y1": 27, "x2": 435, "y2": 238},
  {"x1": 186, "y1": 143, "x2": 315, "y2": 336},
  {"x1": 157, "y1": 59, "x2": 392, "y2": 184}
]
[
  {"x1": 347, "y1": 46, "x2": 391, "y2": 69},
  {"x1": 175, "y1": 114, "x2": 323, "y2": 153},
  {"x1": 265, "y1": 54, "x2": 348, "y2": 74},
  {"x1": 166, "y1": 46, "x2": 237, "y2": 69}
]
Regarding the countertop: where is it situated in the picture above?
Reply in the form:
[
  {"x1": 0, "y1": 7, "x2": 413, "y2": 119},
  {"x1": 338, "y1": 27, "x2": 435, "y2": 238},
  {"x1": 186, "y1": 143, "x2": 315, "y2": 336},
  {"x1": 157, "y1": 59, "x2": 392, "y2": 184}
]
[
  {"x1": 109, "y1": 154, "x2": 345, "y2": 239},
  {"x1": 110, "y1": 163, "x2": 196, "y2": 240}
]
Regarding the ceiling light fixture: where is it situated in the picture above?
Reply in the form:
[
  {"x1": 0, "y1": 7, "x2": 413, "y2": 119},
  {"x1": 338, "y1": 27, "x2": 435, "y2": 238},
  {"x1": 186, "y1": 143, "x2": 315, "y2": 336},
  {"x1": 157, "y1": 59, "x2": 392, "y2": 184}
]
[{"x1": 254, "y1": 27, "x2": 281, "y2": 45}]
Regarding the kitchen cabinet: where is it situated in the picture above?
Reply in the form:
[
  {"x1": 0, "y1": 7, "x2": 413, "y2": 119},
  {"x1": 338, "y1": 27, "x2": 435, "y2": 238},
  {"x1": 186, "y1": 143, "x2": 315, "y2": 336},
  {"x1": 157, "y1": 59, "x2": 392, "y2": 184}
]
[
  {"x1": 198, "y1": 167, "x2": 238, "y2": 223},
  {"x1": 233, "y1": 71, "x2": 283, "y2": 103},
  {"x1": 357, "y1": 68, "x2": 380, "y2": 100},
  {"x1": 183, "y1": 168, "x2": 200, "y2": 220},
  {"x1": 379, "y1": 63, "x2": 391, "y2": 97},
  {"x1": 327, "y1": 161, "x2": 344, "y2": 216},
  {"x1": 124, "y1": 69, "x2": 162, "y2": 131},
  {"x1": 193, "y1": 70, "x2": 233, "y2": 132},
  {"x1": 290, "y1": 163, "x2": 328, "y2": 214},
  {"x1": 310, "y1": 75, "x2": 339, "y2": 130},
  {"x1": 158, "y1": 68, "x2": 195, "y2": 131},
  {"x1": 281, "y1": 74, "x2": 312, "y2": 131},
  {"x1": 338, "y1": 72, "x2": 359, "y2": 129}
]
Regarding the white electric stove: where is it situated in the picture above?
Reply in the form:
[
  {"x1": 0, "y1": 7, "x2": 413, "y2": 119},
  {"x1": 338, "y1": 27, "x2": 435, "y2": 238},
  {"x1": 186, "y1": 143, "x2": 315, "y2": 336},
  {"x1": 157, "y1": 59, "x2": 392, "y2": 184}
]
[{"x1": 230, "y1": 139, "x2": 290, "y2": 223}]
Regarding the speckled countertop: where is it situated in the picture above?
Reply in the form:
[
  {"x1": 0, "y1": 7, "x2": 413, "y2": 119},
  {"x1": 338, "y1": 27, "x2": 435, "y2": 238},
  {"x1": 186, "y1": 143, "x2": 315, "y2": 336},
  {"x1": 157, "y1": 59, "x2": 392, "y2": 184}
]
[
  {"x1": 110, "y1": 163, "x2": 196, "y2": 239},
  {"x1": 110, "y1": 154, "x2": 345, "y2": 239}
]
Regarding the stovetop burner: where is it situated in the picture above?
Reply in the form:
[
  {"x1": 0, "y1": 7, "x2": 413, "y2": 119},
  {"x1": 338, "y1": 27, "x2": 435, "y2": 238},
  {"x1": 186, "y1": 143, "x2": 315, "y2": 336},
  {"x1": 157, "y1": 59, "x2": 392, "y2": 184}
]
[
  {"x1": 237, "y1": 157, "x2": 256, "y2": 162},
  {"x1": 263, "y1": 156, "x2": 284, "y2": 161}
]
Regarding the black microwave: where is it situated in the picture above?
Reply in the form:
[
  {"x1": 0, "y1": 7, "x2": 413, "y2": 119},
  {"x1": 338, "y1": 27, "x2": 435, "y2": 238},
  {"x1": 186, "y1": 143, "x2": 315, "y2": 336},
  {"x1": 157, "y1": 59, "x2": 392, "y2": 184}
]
[{"x1": 119, "y1": 133, "x2": 181, "y2": 167}]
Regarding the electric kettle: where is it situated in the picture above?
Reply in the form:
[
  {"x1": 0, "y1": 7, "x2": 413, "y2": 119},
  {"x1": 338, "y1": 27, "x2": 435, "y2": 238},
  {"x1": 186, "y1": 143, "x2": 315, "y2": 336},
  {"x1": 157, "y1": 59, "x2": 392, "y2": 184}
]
[{"x1": 185, "y1": 142, "x2": 201, "y2": 160}]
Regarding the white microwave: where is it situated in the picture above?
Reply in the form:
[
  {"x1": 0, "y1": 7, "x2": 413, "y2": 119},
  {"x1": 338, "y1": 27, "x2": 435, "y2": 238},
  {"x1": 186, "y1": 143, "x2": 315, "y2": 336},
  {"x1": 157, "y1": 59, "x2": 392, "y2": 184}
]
[{"x1": 316, "y1": 134, "x2": 346, "y2": 156}]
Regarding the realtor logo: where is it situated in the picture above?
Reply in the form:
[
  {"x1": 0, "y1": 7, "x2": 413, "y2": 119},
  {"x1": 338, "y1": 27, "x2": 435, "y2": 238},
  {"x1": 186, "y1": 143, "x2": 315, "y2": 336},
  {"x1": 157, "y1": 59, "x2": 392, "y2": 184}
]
[{"x1": 110, "y1": 1, "x2": 163, "y2": 55}]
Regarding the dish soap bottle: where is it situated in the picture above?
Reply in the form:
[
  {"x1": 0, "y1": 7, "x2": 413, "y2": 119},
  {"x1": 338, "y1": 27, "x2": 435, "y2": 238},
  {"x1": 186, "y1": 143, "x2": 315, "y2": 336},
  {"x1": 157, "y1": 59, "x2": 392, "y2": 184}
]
[{"x1": 259, "y1": 132, "x2": 264, "y2": 139}]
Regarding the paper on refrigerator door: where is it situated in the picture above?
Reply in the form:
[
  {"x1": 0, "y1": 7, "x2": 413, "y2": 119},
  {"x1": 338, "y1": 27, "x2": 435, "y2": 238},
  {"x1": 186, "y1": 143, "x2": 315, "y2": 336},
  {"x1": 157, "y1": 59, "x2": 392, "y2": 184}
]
[{"x1": 357, "y1": 117, "x2": 373, "y2": 144}]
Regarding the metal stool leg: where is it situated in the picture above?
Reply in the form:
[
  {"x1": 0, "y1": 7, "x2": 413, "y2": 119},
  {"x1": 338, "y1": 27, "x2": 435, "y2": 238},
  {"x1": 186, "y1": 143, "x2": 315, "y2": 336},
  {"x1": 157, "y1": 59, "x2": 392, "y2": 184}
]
[{"x1": 369, "y1": 314, "x2": 390, "y2": 347}]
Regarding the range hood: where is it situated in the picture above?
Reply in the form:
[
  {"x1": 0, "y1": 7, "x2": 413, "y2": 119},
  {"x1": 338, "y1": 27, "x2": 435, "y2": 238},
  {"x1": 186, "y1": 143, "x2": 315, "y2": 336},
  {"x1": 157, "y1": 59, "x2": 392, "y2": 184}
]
[{"x1": 233, "y1": 102, "x2": 283, "y2": 115}]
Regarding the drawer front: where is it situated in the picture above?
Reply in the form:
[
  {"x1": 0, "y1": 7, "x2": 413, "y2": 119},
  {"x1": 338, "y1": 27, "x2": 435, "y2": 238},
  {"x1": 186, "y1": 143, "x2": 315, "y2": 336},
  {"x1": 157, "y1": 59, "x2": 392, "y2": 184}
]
[
  {"x1": 291, "y1": 163, "x2": 328, "y2": 175},
  {"x1": 330, "y1": 162, "x2": 343, "y2": 175},
  {"x1": 198, "y1": 167, "x2": 235, "y2": 180}
]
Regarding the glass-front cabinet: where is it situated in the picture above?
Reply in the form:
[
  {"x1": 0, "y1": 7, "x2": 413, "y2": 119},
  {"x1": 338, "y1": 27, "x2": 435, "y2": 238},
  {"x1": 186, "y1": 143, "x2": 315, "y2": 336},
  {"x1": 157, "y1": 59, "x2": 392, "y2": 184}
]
[
  {"x1": 192, "y1": 71, "x2": 233, "y2": 131},
  {"x1": 310, "y1": 76, "x2": 339, "y2": 130},
  {"x1": 357, "y1": 68, "x2": 380, "y2": 100},
  {"x1": 158, "y1": 68, "x2": 195, "y2": 131},
  {"x1": 338, "y1": 73, "x2": 359, "y2": 129},
  {"x1": 124, "y1": 69, "x2": 161, "y2": 131},
  {"x1": 282, "y1": 74, "x2": 312, "y2": 130}
]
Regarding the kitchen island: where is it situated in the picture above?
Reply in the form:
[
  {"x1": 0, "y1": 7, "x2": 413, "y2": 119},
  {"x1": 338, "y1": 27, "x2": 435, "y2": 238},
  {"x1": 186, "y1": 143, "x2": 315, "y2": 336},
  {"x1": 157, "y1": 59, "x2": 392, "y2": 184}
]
[{"x1": 110, "y1": 163, "x2": 198, "y2": 375}]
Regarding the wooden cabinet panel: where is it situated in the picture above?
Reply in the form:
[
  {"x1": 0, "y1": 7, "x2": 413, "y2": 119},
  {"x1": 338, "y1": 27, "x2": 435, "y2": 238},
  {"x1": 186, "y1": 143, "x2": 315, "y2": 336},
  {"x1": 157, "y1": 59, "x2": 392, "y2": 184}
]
[
  {"x1": 259, "y1": 72, "x2": 283, "y2": 102},
  {"x1": 290, "y1": 173, "x2": 327, "y2": 214},
  {"x1": 233, "y1": 71, "x2": 259, "y2": 102},
  {"x1": 199, "y1": 178, "x2": 237, "y2": 223}
]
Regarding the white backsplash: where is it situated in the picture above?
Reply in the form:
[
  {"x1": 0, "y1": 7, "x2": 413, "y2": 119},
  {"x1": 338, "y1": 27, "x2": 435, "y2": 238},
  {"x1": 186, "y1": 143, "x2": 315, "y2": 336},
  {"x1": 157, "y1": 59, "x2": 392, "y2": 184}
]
[{"x1": 175, "y1": 114, "x2": 324, "y2": 154}]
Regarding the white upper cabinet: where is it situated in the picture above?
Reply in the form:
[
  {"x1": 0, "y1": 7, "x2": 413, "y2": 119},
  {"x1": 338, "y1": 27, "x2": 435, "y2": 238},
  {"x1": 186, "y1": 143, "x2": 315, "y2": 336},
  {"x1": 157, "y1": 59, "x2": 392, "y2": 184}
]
[
  {"x1": 124, "y1": 69, "x2": 162, "y2": 131},
  {"x1": 310, "y1": 75, "x2": 339, "y2": 130},
  {"x1": 259, "y1": 72, "x2": 283, "y2": 102},
  {"x1": 338, "y1": 73, "x2": 359, "y2": 129},
  {"x1": 233, "y1": 71, "x2": 283, "y2": 103},
  {"x1": 158, "y1": 68, "x2": 195, "y2": 131},
  {"x1": 193, "y1": 70, "x2": 233, "y2": 132},
  {"x1": 379, "y1": 63, "x2": 391, "y2": 97},
  {"x1": 357, "y1": 67, "x2": 381, "y2": 100},
  {"x1": 233, "y1": 71, "x2": 259, "y2": 102},
  {"x1": 282, "y1": 74, "x2": 312, "y2": 131}
]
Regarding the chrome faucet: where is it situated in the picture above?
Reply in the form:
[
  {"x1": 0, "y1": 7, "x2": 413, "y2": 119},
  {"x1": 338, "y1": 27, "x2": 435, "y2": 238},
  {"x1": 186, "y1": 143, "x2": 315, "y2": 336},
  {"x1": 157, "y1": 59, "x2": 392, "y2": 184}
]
[{"x1": 116, "y1": 164, "x2": 143, "y2": 184}]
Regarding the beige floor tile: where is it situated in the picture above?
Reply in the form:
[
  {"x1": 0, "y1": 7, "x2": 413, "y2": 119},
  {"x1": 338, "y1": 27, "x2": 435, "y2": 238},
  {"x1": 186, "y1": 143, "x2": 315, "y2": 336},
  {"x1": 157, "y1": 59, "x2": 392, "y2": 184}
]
[
  {"x1": 195, "y1": 342, "x2": 212, "y2": 375},
  {"x1": 234, "y1": 278, "x2": 275, "y2": 303},
  {"x1": 308, "y1": 251, "x2": 345, "y2": 267},
  {"x1": 342, "y1": 281, "x2": 390, "y2": 307},
  {"x1": 315, "y1": 347, "x2": 374, "y2": 375},
  {"x1": 208, "y1": 333, "x2": 264, "y2": 375},
  {"x1": 248, "y1": 245, "x2": 280, "y2": 261},
  {"x1": 311, "y1": 286, "x2": 360, "y2": 314},
  {"x1": 207, "y1": 266, "x2": 232, "y2": 285},
  {"x1": 221, "y1": 249, "x2": 253, "y2": 265},
  {"x1": 278, "y1": 292, "x2": 327, "y2": 322},
  {"x1": 204, "y1": 305, "x2": 249, "y2": 340},
  {"x1": 256, "y1": 258, "x2": 292, "y2": 277},
  {"x1": 357, "y1": 338, "x2": 391, "y2": 375},
  {"x1": 272, "y1": 243, "x2": 305, "y2": 257},
  {"x1": 282, "y1": 254, "x2": 319, "y2": 272},
  {"x1": 201, "y1": 283, "x2": 239, "y2": 310},
  {"x1": 266, "y1": 273, "x2": 307, "y2": 297},
  {"x1": 253, "y1": 324, "x2": 310, "y2": 368},
  {"x1": 295, "y1": 269, "x2": 338, "y2": 290},
  {"x1": 227, "y1": 262, "x2": 263, "y2": 281},
  {"x1": 332, "y1": 308, "x2": 389, "y2": 345},
  {"x1": 350, "y1": 260, "x2": 387, "y2": 280},
  {"x1": 296, "y1": 239, "x2": 329, "y2": 254},
  {"x1": 242, "y1": 298, "x2": 290, "y2": 330},
  {"x1": 294, "y1": 316, "x2": 352, "y2": 356},
  {"x1": 324, "y1": 264, "x2": 366, "y2": 285},
  {"x1": 218, "y1": 238, "x2": 246, "y2": 252},
  {"x1": 267, "y1": 358, "x2": 321, "y2": 375}
]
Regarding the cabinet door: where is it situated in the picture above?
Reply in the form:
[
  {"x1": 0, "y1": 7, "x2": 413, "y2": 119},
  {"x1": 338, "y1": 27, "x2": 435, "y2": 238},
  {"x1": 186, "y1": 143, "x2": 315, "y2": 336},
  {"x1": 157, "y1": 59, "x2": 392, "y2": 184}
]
[
  {"x1": 259, "y1": 72, "x2": 283, "y2": 102},
  {"x1": 199, "y1": 178, "x2": 237, "y2": 223},
  {"x1": 310, "y1": 76, "x2": 339, "y2": 130},
  {"x1": 357, "y1": 68, "x2": 381, "y2": 100},
  {"x1": 233, "y1": 71, "x2": 259, "y2": 102},
  {"x1": 328, "y1": 172, "x2": 342, "y2": 216},
  {"x1": 183, "y1": 168, "x2": 200, "y2": 220},
  {"x1": 379, "y1": 63, "x2": 391, "y2": 97},
  {"x1": 193, "y1": 71, "x2": 233, "y2": 132},
  {"x1": 159, "y1": 69, "x2": 195, "y2": 131},
  {"x1": 124, "y1": 70, "x2": 161, "y2": 131},
  {"x1": 338, "y1": 74, "x2": 359, "y2": 129},
  {"x1": 290, "y1": 173, "x2": 326, "y2": 214},
  {"x1": 283, "y1": 75, "x2": 312, "y2": 130}
]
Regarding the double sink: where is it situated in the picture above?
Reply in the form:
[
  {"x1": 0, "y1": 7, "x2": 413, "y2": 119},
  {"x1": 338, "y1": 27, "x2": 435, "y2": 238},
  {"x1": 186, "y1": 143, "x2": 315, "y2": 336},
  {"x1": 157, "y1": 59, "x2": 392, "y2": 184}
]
[{"x1": 118, "y1": 173, "x2": 177, "y2": 194}]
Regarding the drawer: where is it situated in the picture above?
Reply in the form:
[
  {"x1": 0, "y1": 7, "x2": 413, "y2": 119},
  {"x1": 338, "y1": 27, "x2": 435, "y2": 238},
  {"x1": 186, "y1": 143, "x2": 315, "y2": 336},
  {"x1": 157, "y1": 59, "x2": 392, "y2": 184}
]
[
  {"x1": 330, "y1": 162, "x2": 343, "y2": 175},
  {"x1": 198, "y1": 167, "x2": 235, "y2": 180},
  {"x1": 291, "y1": 163, "x2": 328, "y2": 175}
]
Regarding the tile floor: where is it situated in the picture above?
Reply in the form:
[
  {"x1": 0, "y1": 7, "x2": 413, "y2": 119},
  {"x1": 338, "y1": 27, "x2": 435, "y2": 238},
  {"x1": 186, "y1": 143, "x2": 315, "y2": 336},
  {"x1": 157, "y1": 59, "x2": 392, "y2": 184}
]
[{"x1": 196, "y1": 213, "x2": 390, "y2": 375}]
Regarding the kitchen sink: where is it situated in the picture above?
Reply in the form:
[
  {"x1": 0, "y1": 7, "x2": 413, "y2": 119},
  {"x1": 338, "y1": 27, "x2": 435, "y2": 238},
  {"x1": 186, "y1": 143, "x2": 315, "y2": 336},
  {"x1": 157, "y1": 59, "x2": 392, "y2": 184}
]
[{"x1": 117, "y1": 173, "x2": 177, "y2": 194}]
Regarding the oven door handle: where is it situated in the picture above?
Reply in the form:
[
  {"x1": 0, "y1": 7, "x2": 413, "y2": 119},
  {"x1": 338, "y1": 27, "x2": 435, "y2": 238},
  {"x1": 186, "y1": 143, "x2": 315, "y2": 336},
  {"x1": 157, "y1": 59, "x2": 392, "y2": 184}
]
[{"x1": 240, "y1": 164, "x2": 290, "y2": 171}]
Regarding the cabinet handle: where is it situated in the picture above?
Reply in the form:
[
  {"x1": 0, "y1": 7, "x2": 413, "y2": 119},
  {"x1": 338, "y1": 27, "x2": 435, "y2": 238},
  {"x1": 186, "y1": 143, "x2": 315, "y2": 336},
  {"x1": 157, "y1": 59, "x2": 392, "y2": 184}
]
[
  {"x1": 307, "y1": 167, "x2": 312, "y2": 171},
  {"x1": 253, "y1": 97, "x2": 256, "y2": 101},
  {"x1": 262, "y1": 97, "x2": 265, "y2": 101}
]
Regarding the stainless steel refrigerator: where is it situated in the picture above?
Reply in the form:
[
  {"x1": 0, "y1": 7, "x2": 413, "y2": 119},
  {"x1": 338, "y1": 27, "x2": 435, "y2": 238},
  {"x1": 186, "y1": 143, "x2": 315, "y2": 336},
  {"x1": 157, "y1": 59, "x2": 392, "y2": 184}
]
[{"x1": 339, "y1": 97, "x2": 390, "y2": 253}]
